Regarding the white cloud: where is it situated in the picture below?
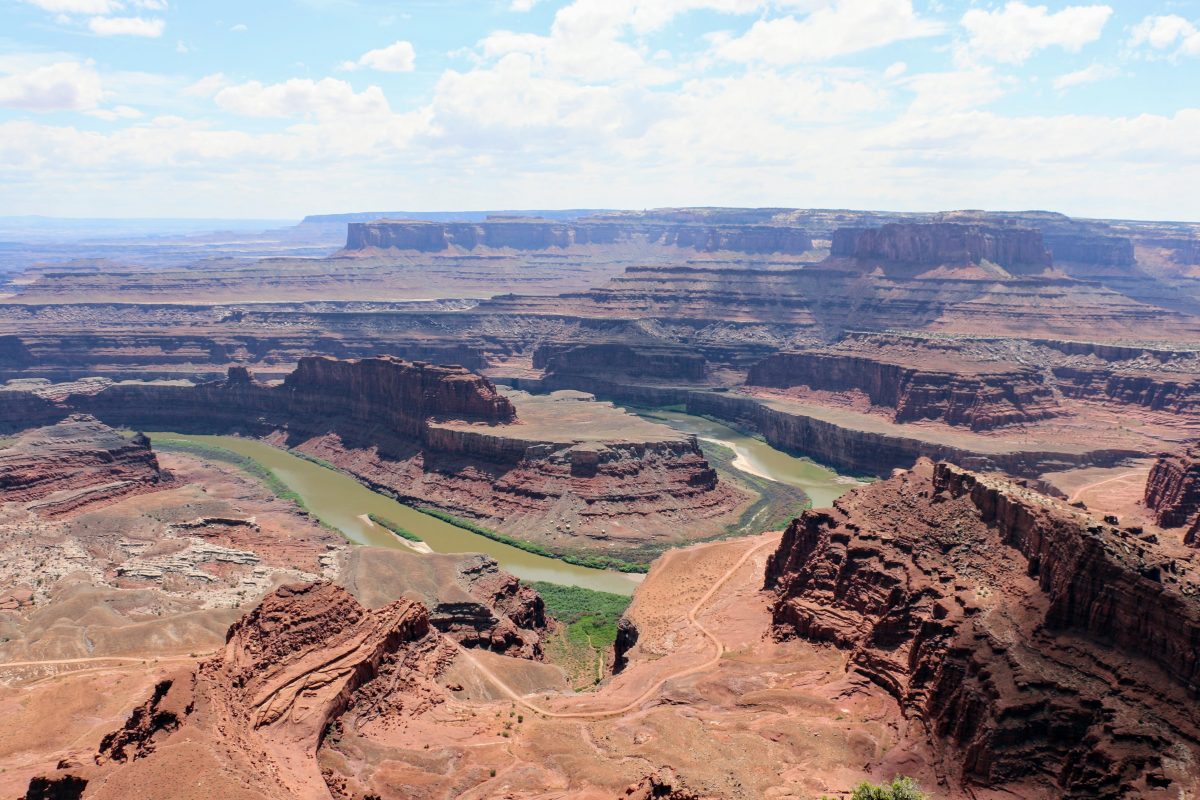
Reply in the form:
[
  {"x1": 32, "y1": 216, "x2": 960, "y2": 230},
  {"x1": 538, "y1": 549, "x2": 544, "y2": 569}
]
[
  {"x1": 19, "y1": 0, "x2": 121, "y2": 13},
  {"x1": 1129, "y1": 15, "x2": 1200, "y2": 59},
  {"x1": 88, "y1": 15, "x2": 165, "y2": 37},
  {"x1": 1052, "y1": 63, "x2": 1118, "y2": 90},
  {"x1": 214, "y1": 78, "x2": 392, "y2": 119},
  {"x1": 0, "y1": 61, "x2": 103, "y2": 111},
  {"x1": 510, "y1": 0, "x2": 540, "y2": 10},
  {"x1": 87, "y1": 104, "x2": 142, "y2": 120},
  {"x1": 884, "y1": 61, "x2": 907, "y2": 79},
  {"x1": 713, "y1": 0, "x2": 944, "y2": 65},
  {"x1": 961, "y1": 2, "x2": 1112, "y2": 65},
  {"x1": 343, "y1": 41, "x2": 416, "y2": 73},
  {"x1": 231, "y1": 23, "x2": 248, "y2": 32},
  {"x1": 902, "y1": 68, "x2": 1007, "y2": 115},
  {"x1": 183, "y1": 72, "x2": 227, "y2": 97}
]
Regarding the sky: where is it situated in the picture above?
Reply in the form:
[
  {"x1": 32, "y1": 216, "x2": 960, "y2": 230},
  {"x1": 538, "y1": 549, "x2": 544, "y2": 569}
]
[{"x1": 0, "y1": 0, "x2": 1198, "y2": 220}]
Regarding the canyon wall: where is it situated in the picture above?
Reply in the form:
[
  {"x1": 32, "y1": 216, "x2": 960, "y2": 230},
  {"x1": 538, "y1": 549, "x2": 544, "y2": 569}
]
[
  {"x1": 766, "y1": 461, "x2": 1200, "y2": 798},
  {"x1": 1043, "y1": 231, "x2": 1136, "y2": 268},
  {"x1": 48, "y1": 357, "x2": 515, "y2": 448},
  {"x1": 686, "y1": 391, "x2": 1135, "y2": 477},
  {"x1": 746, "y1": 351, "x2": 1061, "y2": 430},
  {"x1": 1144, "y1": 446, "x2": 1200, "y2": 532},
  {"x1": 282, "y1": 355, "x2": 515, "y2": 436},
  {"x1": 1052, "y1": 366, "x2": 1200, "y2": 415},
  {"x1": 534, "y1": 342, "x2": 707, "y2": 383},
  {"x1": 0, "y1": 414, "x2": 170, "y2": 515},
  {"x1": 830, "y1": 222, "x2": 1051, "y2": 272},
  {"x1": 344, "y1": 219, "x2": 814, "y2": 255}
]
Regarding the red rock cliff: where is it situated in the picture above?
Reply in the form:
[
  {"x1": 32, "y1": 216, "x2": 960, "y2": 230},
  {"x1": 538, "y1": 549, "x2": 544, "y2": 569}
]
[
  {"x1": 0, "y1": 414, "x2": 170, "y2": 515},
  {"x1": 283, "y1": 355, "x2": 515, "y2": 437},
  {"x1": 766, "y1": 461, "x2": 1200, "y2": 797},
  {"x1": 747, "y1": 351, "x2": 1061, "y2": 430},
  {"x1": 345, "y1": 219, "x2": 813, "y2": 255},
  {"x1": 831, "y1": 222, "x2": 1051, "y2": 272},
  {"x1": 1144, "y1": 445, "x2": 1200, "y2": 533},
  {"x1": 29, "y1": 582, "x2": 436, "y2": 800}
]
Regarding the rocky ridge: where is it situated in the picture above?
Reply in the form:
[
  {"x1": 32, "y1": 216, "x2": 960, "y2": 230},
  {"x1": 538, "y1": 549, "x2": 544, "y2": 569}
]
[
  {"x1": 830, "y1": 222, "x2": 1052, "y2": 272},
  {"x1": 1144, "y1": 445, "x2": 1200, "y2": 537},
  {"x1": 747, "y1": 350, "x2": 1061, "y2": 430},
  {"x1": 27, "y1": 583, "x2": 442, "y2": 800},
  {"x1": 0, "y1": 414, "x2": 170, "y2": 516},
  {"x1": 766, "y1": 460, "x2": 1200, "y2": 797},
  {"x1": 344, "y1": 218, "x2": 814, "y2": 255}
]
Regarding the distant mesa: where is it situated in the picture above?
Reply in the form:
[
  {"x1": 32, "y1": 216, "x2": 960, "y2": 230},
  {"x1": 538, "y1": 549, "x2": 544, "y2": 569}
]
[
  {"x1": 830, "y1": 221, "x2": 1052, "y2": 273},
  {"x1": 342, "y1": 217, "x2": 815, "y2": 255}
]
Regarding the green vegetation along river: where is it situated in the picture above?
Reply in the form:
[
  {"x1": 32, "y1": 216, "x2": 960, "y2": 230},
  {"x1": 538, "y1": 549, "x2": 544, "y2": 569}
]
[
  {"x1": 148, "y1": 433, "x2": 642, "y2": 596},
  {"x1": 631, "y1": 409, "x2": 865, "y2": 509}
]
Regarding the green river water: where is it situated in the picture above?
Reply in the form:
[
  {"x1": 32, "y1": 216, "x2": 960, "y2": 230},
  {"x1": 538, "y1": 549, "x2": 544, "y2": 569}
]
[
  {"x1": 633, "y1": 409, "x2": 865, "y2": 510},
  {"x1": 149, "y1": 412, "x2": 857, "y2": 596}
]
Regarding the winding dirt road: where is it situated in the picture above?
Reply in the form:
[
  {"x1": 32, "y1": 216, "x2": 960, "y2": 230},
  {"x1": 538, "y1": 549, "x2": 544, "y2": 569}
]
[
  {"x1": 455, "y1": 536, "x2": 775, "y2": 720},
  {"x1": 1068, "y1": 471, "x2": 1142, "y2": 503}
]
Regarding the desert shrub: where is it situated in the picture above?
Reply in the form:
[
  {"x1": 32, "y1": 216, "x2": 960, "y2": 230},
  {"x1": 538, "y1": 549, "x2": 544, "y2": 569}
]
[{"x1": 822, "y1": 777, "x2": 928, "y2": 800}]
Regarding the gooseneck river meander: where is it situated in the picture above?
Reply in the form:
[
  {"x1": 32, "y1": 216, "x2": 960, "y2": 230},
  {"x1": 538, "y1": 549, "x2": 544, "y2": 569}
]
[{"x1": 149, "y1": 411, "x2": 858, "y2": 596}]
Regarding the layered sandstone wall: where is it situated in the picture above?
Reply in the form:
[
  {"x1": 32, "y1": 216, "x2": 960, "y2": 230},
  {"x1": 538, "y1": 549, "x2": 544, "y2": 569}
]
[
  {"x1": 1144, "y1": 446, "x2": 1200, "y2": 531},
  {"x1": 57, "y1": 357, "x2": 516, "y2": 445},
  {"x1": 1043, "y1": 231, "x2": 1136, "y2": 268},
  {"x1": 746, "y1": 351, "x2": 1061, "y2": 430},
  {"x1": 345, "y1": 219, "x2": 813, "y2": 255},
  {"x1": 830, "y1": 222, "x2": 1051, "y2": 271},
  {"x1": 282, "y1": 355, "x2": 515, "y2": 436},
  {"x1": 1052, "y1": 366, "x2": 1200, "y2": 415},
  {"x1": 0, "y1": 414, "x2": 170, "y2": 515},
  {"x1": 29, "y1": 583, "x2": 436, "y2": 800},
  {"x1": 766, "y1": 462, "x2": 1200, "y2": 797},
  {"x1": 534, "y1": 342, "x2": 707, "y2": 382},
  {"x1": 687, "y1": 391, "x2": 1134, "y2": 477}
]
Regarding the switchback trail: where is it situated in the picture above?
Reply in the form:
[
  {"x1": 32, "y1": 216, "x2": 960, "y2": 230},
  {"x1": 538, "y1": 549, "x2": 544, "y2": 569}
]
[{"x1": 455, "y1": 535, "x2": 776, "y2": 720}]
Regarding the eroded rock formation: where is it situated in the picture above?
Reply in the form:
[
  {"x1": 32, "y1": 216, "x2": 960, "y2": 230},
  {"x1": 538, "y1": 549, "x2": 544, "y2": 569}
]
[
  {"x1": 344, "y1": 218, "x2": 814, "y2": 255},
  {"x1": 535, "y1": 342, "x2": 708, "y2": 383},
  {"x1": 282, "y1": 355, "x2": 516, "y2": 436},
  {"x1": 432, "y1": 555, "x2": 549, "y2": 658},
  {"x1": 27, "y1": 582, "x2": 439, "y2": 800},
  {"x1": 766, "y1": 460, "x2": 1200, "y2": 798},
  {"x1": 1052, "y1": 366, "x2": 1200, "y2": 416},
  {"x1": 0, "y1": 414, "x2": 170, "y2": 516},
  {"x1": 59, "y1": 356, "x2": 515, "y2": 445},
  {"x1": 747, "y1": 351, "x2": 1061, "y2": 430},
  {"x1": 830, "y1": 222, "x2": 1051, "y2": 272},
  {"x1": 1144, "y1": 445, "x2": 1200, "y2": 535}
]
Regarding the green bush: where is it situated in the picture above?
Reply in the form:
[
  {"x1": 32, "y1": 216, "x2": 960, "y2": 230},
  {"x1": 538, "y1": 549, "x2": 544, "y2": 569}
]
[
  {"x1": 367, "y1": 513, "x2": 423, "y2": 542},
  {"x1": 530, "y1": 582, "x2": 631, "y2": 626},
  {"x1": 823, "y1": 777, "x2": 928, "y2": 800}
]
